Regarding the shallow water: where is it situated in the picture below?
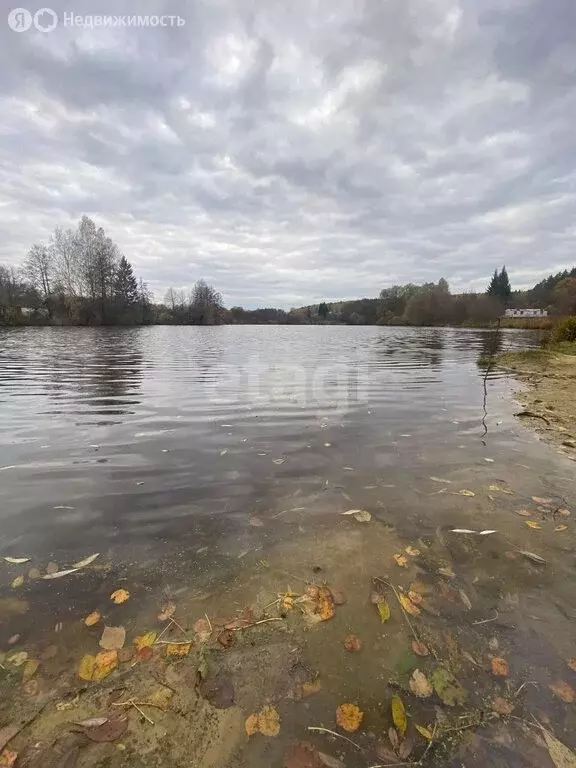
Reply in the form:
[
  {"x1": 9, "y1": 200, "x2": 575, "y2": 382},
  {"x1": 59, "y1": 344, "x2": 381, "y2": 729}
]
[{"x1": 1, "y1": 325, "x2": 576, "y2": 767}]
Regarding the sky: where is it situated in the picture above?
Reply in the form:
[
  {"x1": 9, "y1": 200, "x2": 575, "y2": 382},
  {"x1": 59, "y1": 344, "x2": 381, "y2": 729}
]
[{"x1": 0, "y1": 0, "x2": 575, "y2": 308}]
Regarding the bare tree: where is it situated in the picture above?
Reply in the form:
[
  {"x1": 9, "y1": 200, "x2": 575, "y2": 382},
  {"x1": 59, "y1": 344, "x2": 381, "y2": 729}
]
[
  {"x1": 23, "y1": 243, "x2": 54, "y2": 302},
  {"x1": 189, "y1": 279, "x2": 223, "y2": 324}
]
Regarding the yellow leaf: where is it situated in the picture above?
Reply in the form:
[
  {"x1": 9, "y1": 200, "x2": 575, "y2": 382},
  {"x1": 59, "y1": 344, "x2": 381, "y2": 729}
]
[
  {"x1": 78, "y1": 654, "x2": 96, "y2": 681},
  {"x1": 393, "y1": 554, "x2": 408, "y2": 568},
  {"x1": 11, "y1": 576, "x2": 24, "y2": 589},
  {"x1": 377, "y1": 600, "x2": 391, "y2": 623},
  {"x1": 134, "y1": 631, "x2": 157, "y2": 651},
  {"x1": 415, "y1": 724, "x2": 433, "y2": 741},
  {"x1": 336, "y1": 703, "x2": 363, "y2": 733},
  {"x1": 302, "y1": 679, "x2": 322, "y2": 696},
  {"x1": 399, "y1": 593, "x2": 421, "y2": 616},
  {"x1": 317, "y1": 587, "x2": 336, "y2": 621},
  {"x1": 405, "y1": 546, "x2": 420, "y2": 557},
  {"x1": 245, "y1": 714, "x2": 259, "y2": 736},
  {"x1": 245, "y1": 706, "x2": 280, "y2": 737},
  {"x1": 525, "y1": 521, "x2": 541, "y2": 529},
  {"x1": 541, "y1": 727, "x2": 576, "y2": 768},
  {"x1": 22, "y1": 659, "x2": 39, "y2": 682},
  {"x1": 110, "y1": 589, "x2": 130, "y2": 604},
  {"x1": 92, "y1": 650, "x2": 118, "y2": 681},
  {"x1": 391, "y1": 695, "x2": 407, "y2": 736},
  {"x1": 165, "y1": 642, "x2": 192, "y2": 657},
  {"x1": 459, "y1": 490, "x2": 475, "y2": 497},
  {"x1": 84, "y1": 611, "x2": 101, "y2": 627}
]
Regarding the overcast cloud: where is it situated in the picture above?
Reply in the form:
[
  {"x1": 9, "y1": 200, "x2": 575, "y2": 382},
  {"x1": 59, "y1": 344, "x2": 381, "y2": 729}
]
[{"x1": 0, "y1": 0, "x2": 575, "y2": 307}]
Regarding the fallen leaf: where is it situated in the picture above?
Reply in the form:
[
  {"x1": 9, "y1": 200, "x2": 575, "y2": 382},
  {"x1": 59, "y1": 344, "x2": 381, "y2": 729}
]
[
  {"x1": 74, "y1": 717, "x2": 109, "y2": 728},
  {"x1": 520, "y1": 550, "x2": 546, "y2": 564},
  {"x1": 517, "y1": 509, "x2": 532, "y2": 517},
  {"x1": 488, "y1": 485, "x2": 513, "y2": 494},
  {"x1": 93, "y1": 650, "x2": 118, "y2": 681},
  {"x1": 199, "y1": 671, "x2": 235, "y2": 710},
  {"x1": 84, "y1": 611, "x2": 101, "y2": 627},
  {"x1": 336, "y1": 703, "x2": 363, "y2": 733},
  {"x1": 409, "y1": 669, "x2": 433, "y2": 698},
  {"x1": 412, "y1": 640, "x2": 430, "y2": 657},
  {"x1": 110, "y1": 589, "x2": 130, "y2": 604},
  {"x1": 391, "y1": 695, "x2": 407, "y2": 735},
  {"x1": 136, "y1": 646, "x2": 153, "y2": 662},
  {"x1": 388, "y1": 727, "x2": 399, "y2": 749},
  {"x1": 405, "y1": 546, "x2": 420, "y2": 557},
  {"x1": 459, "y1": 490, "x2": 475, "y2": 497},
  {"x1": 42, "y1": 567, "x2": 80, "y2": 580},
  {"x1": 399, "y1": 593, "x2": 421, "y2": 616},
  {"x1": 490, "y1": 657, "x2": 509, "y2": 677},
  {"x1": 317, "y1": 751, "x2": 346, "y2": 768},
  {"x1": 28, "y1": 568, "x2": 41, "y2": 579},
  {"x1": 11, "y1": 576, "x2": 24, "y2": 589},
  {"x1": 316, "y1": 587, "x2": 336, "y2": 621},
  {"x1": 415, "y1": 724, "x2": 433, "y2": 741},
  {"x1": 555, "y1": 525, "x2": 569, "y2": 532},
  {"x1": 398, "y1": 735, "x2": 414, "y2": 760},
  {"x1": 7, "y1": 635, "x2": 19, "y2": 646},
  {"x1": 430, "y1": 476, "x2": 452, "y2": 483},
  {"x1": 393, "y1": 554, "x2": 408, "y2": 568},
  {"x1": 459, "y1": 589, "x2": 472, "y2": 610},
  {"x1": 302, "y1": 679, "x2": 322, "y2": 697},
  {"x1": 438, "y1": 566, "x2": 455, "y2": 578},
  {"x1": 525, "y1": 521, "x2": 541, "y2": 530},
  {"x1": 133, "y1": 631, "x2": 157, "y2": 651},
  {"x1": 3, "y1": 557, "x2": 30, "y2": 564},
  {"x1": 532, "y1": 497, "x2": 553, "y2": 506},
  {"x1": 343, "y1": 635, "x2": 361, "y2": 652},
  {"x1": 567, "y1": 659, "x2": 576, "y2": 673},
  {"x1": 541, "y1": 726, "x2": 576, "y2": 768},
  {"x1": 46, "y1": 562, "x2": 58, "y2": 574},
  {"x1": 79, "y1": 715, "x2": 128, "y2": 742},
  {"x1": 193, "y1": 618, "x2": 212, "y2": 642},
  {"x1": 118, "y1": 648, "x2": 134, "y2": 663},
  {"x1": 22, "y1": 659, "x2": 39, "y2": 682},
  {"x1": 78, "y1": 654, "x2": 96, "y2": 682},
  {"x1": 558, "y1": 508, "x2": 571, "y2": 517},
  {"x1": 245, "y1": 705, "x2": 280, "y2": 736},
  {"x1": 431, "y1": 666, "x2": 468, "y2": 706},
  {"x1": 217, "y1": 630, "x2": 235, "y2": 648},
  {"x1": 71, "y1": 553, "x2": 100, "y2": 569},
  {"x1": 284, "y1": 742, "x2": 323, "y2": 768},
  {"x1": 165, "y1": 642, "x2": 192, "y2": 657},
  {"x1": 550, "y1": 681, "x2": 575, "y2": 703},
  {"x1": 370, "y1": 579, "x2": 387, "y2": 605},
  {"x1": 7, "y1": 651, "x2": 28, "y2": 667},
  {"x1": 146, "y1": 686, "x2": 174, "y2": 709},
  {"x1": 377, "y1": 601, "x2": 391, "y2": 623},
  {"x1": 99, "y1": 626, "x2": 126, "y2": 651},
  {"x1": 0, "y1": 750, "x2": 17, "y2": 768},
  {"x1": 158, "y1": 602, "x2": 176, "y2": 621},
  {"x1": 375, "y1": 741, "x2": 398, "y2": 764},
  {"x1": 408, "y1": 590, "x2": 423, "y2": 606},
  {"x1": 492, "y1": 697, "x2": 515, "y2": 716},
  {"x1": 341, "y1": 509, "x2": 371, "y2": 523}
]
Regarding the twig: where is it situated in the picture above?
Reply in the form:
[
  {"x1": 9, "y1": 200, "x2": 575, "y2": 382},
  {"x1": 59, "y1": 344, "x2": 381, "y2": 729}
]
[
  {"x1": 440, "y1": 713, "x2": 497, "y2": 735},
  {"x1": 132, "y1": 701, "x2": 155, "y2": 724},
  {"x1": 112, "y1": 698, "x2": 155, "y2": 724},
  {"x1": 169, "y1": 617, "x2": 188, "y2": 635},
  {"x1": 204, "y1": 613, "x2": 213, "y2": 633},
  {"x1": 374, "y1": 577, "x2": 439, "y2": 659},
  {"x1": 306, "y1": 726, "x2": 363, "y2": 752},
  {"x1": 515, "y1": 681, "x2": 538, "y2": 697},
  {"x1": 417, "y1": 723, "x2": 438, "y2": 765},
  {"x1": 472, "y1": 610, "x2": 499, "y2": 625},
  {"x1": 230, "y1": 617, "x2": 284, "y2": 632},
  {"x1": 155, "y1": 640, "x2": 193, "y2": 645}
]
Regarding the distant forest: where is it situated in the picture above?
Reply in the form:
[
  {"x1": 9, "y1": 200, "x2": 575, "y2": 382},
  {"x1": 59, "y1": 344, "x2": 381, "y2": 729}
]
[{"x1": 1, "y1": 217, "x2": 575, "y2": 327}]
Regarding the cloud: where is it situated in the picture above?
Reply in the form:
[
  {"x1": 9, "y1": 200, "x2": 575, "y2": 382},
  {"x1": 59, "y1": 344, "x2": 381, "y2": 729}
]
[{"x1": 0, "y1": 0, "x2": 574, "y2": 307}]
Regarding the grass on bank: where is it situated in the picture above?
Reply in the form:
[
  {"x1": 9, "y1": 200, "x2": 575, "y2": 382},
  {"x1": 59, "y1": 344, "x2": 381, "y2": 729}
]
[{"x1": 478, "y1": 315, "x2": 576, "y2": 369}]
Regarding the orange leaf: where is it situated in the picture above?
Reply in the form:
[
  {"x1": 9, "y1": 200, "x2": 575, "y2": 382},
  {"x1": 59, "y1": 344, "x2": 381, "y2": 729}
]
[
  {"x1": 490, "y1": 657, "x2": 509, "y2": 677},
  {"x1": 317, "y1": 587, "x2": 335, "y2": 621},
  {"x1": 165, "y1": 642, "x2": 192, "y2": 657},
  {"x1": 408, "y1": 590, "x2": 423, "y2": 605},
  {"x1": 110, "y1": 589, "x2": 130, "y2": 604},
  {"x1": 245, "y1": 706, "x2": 280, "y2": 737},
  {"x1": 492, "y1": 697, "x2": 515, "y2": 715},
  {"x1": 245, "y1": 714, "x2": 259, "y2": 736},
  {"x1": 550, "y1": 680, "x2": 575, "y2": 703},
  {"x1": 92, "y1": 650, "x2": 118, "y2": 681},
  {"x1": 344, "y1": 635, "x2": 361, "y2": 652},
  {"x1": 412, "y1": 640, "x2": 430, "y2": 657},
  {"x1": 567, "y1": 659, "x2": 576, "y2": 673},
  {"x1": 393, "y1": 554, "x2": 408, "y2": 568},
  {"x1": 302, "y1": 679, "x2": 322, "y2": 697},
  {"x1": 84, "y1": 611, "x2": 101, "y2": 627},
  {"x1": 336, "y1": 703, "x2": 363, "y2": 733}
]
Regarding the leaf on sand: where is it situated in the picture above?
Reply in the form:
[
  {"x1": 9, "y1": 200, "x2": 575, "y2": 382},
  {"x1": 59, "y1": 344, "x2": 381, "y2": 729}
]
[
  {"x1": 99, "y1": 626, "x2": 126, "y2": 651},
  {"x1": 550, "y1": 681, "x2": 575, "y2": 703},
  {"x1": 3, "y1": 557, "x2": 30, "y2": 564},
  {"x1": 344, "y1": 635, "x2": 361, "y2": 652},
  {"x1": 317, "y1": 752, "x2": 346, "y2": 768},
  {"x1": 492, "y1": 697, "x2": 515, "y2": 716},
  {"x1": 431, "y1": 666, "x2": 468, "y2": 706},
  {"x1": 79, "y1": 715, "x2": 128, "y2": 742},
  {"x1": 490, "y1": 657, "x2": 509, "y2": 677},
  {"x1": 405, "y1": 546, "x2": 420, "y2": 557},
  {"x1": 166, "y1": 642, "x2": 192, "y2": 657},
  {"x1": 532, "y1": 497, "x2": 553, "y2": 506},
  {"x1": 341, "y1": 509, "x2": 371, "y2": 523},
  {"x1": 377, "y1": 601, "x2": 391, "y2": 623},
  {"x1": 399, "y1": 593, "x2": 421, "y2": 616},
  {"x1": 520, "y1": 550, "x2": 546, "y2": 564},
  {"x1": 11, "y1": 576, "x2": 24, "y2": 589},
  {"x1": 133, "y1": 631, "x2": 157, "y2": 651},
  {"x1": 555, "y1": 525, "x2": 569, "y2": 532},
  {"x1": 245, "y1": 705, "x2": 280, "y2": 736},
  {"x1": 391, "y1": 695, "x2": 407, "y2": 735},
  {"x1": 415, "y1": 724, "x2": 433, "y2": 741},
  {"x1": 158, "y1": 601, "x2": 176, "y2": 621},
  {"x1": 541, "y1": 727, "x2": 576, "y2": 768},
  {"x1": 71, "y1": 553, "x2": 99, "y2": 569},
  {"x1": 22, "y1": 659, "x2": 39, "y2": 682},
  {"x1": 393, "y1": 554, "x2": 408, "y2": 568},
  {"x1": 78, "y1": 651, "x2": 118, "y2": 681},
  {"x1": 84, "y1": 611, "x2": 101, "y2": 627},
  {"x1": 525, "y1": 521, "x2": 541, "y2": 529},
  {"x1": 302, "y1": 679, "x2": 322, "y2": 697},
  {"x1": 336, "y1": 703, "x2": 363, "y2": 733},
  {"x1": 412, "y1": 640, "x2": 430, "y2": 657},
  {"x1": 409, "y1": 669, "x2": 433, "y2": 698},
  {"x1": 110, "y1": 589, "x2": 130, "y2": 604},
  {"x1": 459, "y1": 490, "x2": 475, "y2": 497}
]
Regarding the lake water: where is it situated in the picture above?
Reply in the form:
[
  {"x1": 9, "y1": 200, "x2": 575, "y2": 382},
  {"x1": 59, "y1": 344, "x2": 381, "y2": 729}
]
[{"x1": 1, "y1": 326, "x2": 576, "y2": 768}]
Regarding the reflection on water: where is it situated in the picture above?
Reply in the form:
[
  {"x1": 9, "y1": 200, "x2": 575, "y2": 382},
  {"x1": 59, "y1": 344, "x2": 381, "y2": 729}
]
[{"x1": 0, "y1": 325, "x2": 544, "y2": 560}]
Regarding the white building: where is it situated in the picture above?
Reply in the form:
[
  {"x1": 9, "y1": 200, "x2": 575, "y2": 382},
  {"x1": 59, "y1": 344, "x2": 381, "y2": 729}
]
[{"x1": 504, "y1": 308, "x2": 548, "y2": 318}]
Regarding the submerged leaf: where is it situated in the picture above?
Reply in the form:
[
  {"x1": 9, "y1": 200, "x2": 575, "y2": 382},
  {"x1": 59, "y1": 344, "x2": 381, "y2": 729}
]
[
  {"x1": 165, "y1": 642, "x2": 192, "y2": 657},
  {"x1": 245, "y1": 705, "x2": 280, "y2": 736},
  {"x1": 415, "y1": 724, "x2": 433, "y2": 741},
  {"x1": 409, "y1": 669, "x2": 433, "y2": 698},
  {"x1": 80, "y1": 715, "x2": 128, "y2": 742},
  {"x1": 399, "y1": 593, "x2": 421, "y2": 616},
  {"x1": 78, "y1": 654, "x2": 96, "y2": 682},
  {"x1": 3, "y1": 557, "x2": 30, "y2": 564},
  {"x1": 344, "y1": 635, "x2": 361, "y2": 652},
  {"x1": 99, "y1": 626, "x2": 126, "y2": 651},
  {"x1": 71, "y1": 553, "x2": 99, "y2": 569},
  {"x1": 110, "y1": 589, "x2": 130, "y2": 604},
  {"x1": 22, "y1": 659, "x2": 39, "y2": 682},
  {"x1": 520, "y1": 550, "x2": 546, "y2": 564},
  {"x1": 459, "y1": 589, "x2": 472, "y2": 610},
  {"x1": 525, "y1": 521, "x2": 541, "y2": 530},
  {"x1": 193, "y1": 618, "x2": 212, "y2": 642},
  {"x1": 459, "y1": 490, "x2": 475, "y2": 497},
  {"x1": 532, "y1": 497, "x2": 553, "y2": 506},
  {"x1": 42, "y1": 567, "x2": 80, "y2": 580},
  {"x1": 517, "y1": 509, "x2": 532, "y2": 517},
  {"x1": 490, "y1": 657, "x2": 509, "y2": 677},
  {"x1": 405, "y1": 546, "x2": 420, "y2": 557},
  {"x1": 492, "y1": 697, "x2": 515, "y2": 716},
  {"x1": 84, "y1": 611, "x2": 101, "y2": 627},
  {"x1": 550, "y1": 681, "x2": 575, "y2": 703},
  {"x1": 133, "y1": 631, "x2": 157, "y2": 651},
  {"x1": 200, "y1": 670, "x2": 235, "y2": 710},
  {"x1": 336, "y1": 703, "x2": 363, "y2": 733},
  {"x1": 411, "y1": 640, "x2": 430, "y2": 657},
  {"x1": 93, "y1": 650, "x2": 118, "y2": 681},
  {"x1": 157, "y1": 602, "x2": 176, "y2": 621},
  {"x1": 377, "y1": 601, "x2": 391, "y2": 623},
  {"x1": 391, "y1": 695, "x2": 407, "y2": 735},
  {"x1": 431, "y1": 666, "x2": 468, "y2": 706},
  {"x1": 542, "y1": 727, "x2": 576, "y2": 768},
  {"x1": 555, "y1": 525, "x2": 569, "y2": 532},
  {"x1": 393, "y1": 554, "x2": 408, "y2": 568},
  {"x1": 11, "y1": 576, "x2": 24, "y2": 589}
]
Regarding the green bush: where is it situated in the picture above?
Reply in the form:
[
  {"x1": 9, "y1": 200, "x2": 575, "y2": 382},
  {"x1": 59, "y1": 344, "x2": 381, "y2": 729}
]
[{"x1": 551, "y1": 316, "x2": 576, "y2": 343}]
